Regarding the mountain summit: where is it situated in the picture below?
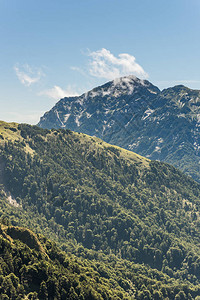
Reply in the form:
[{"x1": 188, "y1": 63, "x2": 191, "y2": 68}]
[
  {"x1": 38, "y1": 76, "x2": 200, "y2": 182},
  {"x1": 38, "y1": 75, "x2": 160, "y2": 134}
]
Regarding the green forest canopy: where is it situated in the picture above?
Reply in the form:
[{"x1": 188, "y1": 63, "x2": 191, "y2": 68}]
[{"x1": 1, "y1": 121, "x2": 200, "y2": 298}]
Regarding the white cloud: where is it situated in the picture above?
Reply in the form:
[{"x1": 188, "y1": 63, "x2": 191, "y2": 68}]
[
  {"x1": 87, "y1": 48, "x2": 148, "y2": 80},
  {"x1": 39, "y1": 85, "x2": 79, "y2": 100},
  {"x1": 14, "y1": 64, "x2": 44, "y2": 86}
]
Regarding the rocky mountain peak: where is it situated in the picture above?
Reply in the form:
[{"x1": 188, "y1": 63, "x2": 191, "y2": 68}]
[
  {"x1": 83, "y1": 75, "x2": 160, "y2": 100},
  {"x1": 38, "y1": 75, "x2": 160, "y2": 131}
]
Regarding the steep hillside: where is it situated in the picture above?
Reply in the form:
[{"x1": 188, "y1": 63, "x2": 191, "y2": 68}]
[
  {"x1": 1, "y1": 122, "x2": 200, "y2": 298},
  {"x1": 38, "y1": 76, "x2": 200, "y2": 182}
]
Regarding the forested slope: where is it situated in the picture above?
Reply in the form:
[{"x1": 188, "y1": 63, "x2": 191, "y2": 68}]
[
  {"x1": 2, "y1": 220, "x2": 200, "y2": 299},
  {"x1": 1, "y1": 121, "x2": 200, "y2": 298},
  {"x1": 0, "y1": 222, "x2": 133, "y2": 299}
]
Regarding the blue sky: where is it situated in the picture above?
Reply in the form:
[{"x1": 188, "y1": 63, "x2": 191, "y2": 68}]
[{"x1": 1, "y1": 0, "x2": 200, "y2": 124}]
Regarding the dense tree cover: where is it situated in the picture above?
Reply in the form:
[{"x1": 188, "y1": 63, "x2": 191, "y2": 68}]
[
  {"x1": 0, "y1": 223, "x2": 133, "y2": 299},
  {"x1": 1, "y1": 122, "x2": 200, "y2": 298},
  {"x1": 1, "y1": 222, "x2": 200, "y2": 299}
]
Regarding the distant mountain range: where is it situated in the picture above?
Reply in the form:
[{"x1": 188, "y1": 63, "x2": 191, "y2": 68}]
[{"x1": 38, "y1": 76, "x2": 200, "y2": 182}]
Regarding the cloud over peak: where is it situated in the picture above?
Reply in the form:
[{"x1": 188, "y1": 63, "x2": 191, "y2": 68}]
[{"x1": 88, "y1": 48, "x2": 148, "y2": 80}]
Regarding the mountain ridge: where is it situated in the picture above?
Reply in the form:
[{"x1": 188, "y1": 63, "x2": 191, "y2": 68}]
[{"x1": 38, "y1": 76, "x2": 200, "y2": 182}]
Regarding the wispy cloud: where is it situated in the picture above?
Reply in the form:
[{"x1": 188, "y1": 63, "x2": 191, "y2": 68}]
[
  {"x1": 39, "y1": 85, "x2": 79, "y2": 100},
  {"x1": 86, "y1": 48, "x2": 148, "y2": 80},
  {"x1": 14, "y1": 64, "x2": 44, "y2": 86}
]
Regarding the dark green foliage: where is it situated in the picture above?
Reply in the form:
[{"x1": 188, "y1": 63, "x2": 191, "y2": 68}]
[
  {"x1": 1, "y1": 224, "x2": 200, "y2": 299},
  {"x1": 1, "y1": 123, "x2": 200, "y2": 298},
  {"x1": 0, "y1": 224, "x2": 132, "y2": 299}
]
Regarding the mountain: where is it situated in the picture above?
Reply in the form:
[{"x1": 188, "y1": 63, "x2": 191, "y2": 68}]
[
  {"x1": 38, "y1": 76, "x2": 200, "y2": 182},
  {"x1": 38, "y1": 75, "x2": 160, "y2": 133},
  {"x1": 1, "y1": 122, "x2": 200, "y2": 298}
]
